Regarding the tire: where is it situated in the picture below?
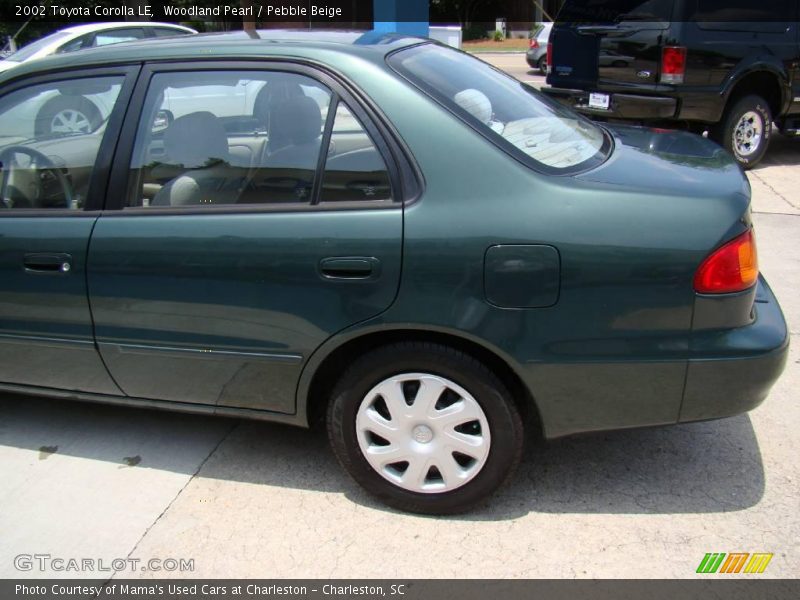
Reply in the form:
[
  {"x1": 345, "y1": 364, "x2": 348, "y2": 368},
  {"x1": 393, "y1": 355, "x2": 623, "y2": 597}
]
[
  {"x1": 537, "y1": 55, "x2": 547, "y2": 74},
  {"x1": 711, "y1": 94, "x2": 772, "y2": 169},
  {"x1": 327, "y1": 342, "x2": 524, "y2": 515},
  {"x1": 35, "y1": 96, "x2": 102, "y2": 137}
]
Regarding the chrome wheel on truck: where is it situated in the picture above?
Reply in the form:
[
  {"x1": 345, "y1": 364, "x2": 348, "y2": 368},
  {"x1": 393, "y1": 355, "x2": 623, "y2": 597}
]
[
  {"x1": 733, "y1": 110, "x2": 764, "y2": 158},
  {"x1": 713, "y1": 94, "x2": 772, "y2": 169}
]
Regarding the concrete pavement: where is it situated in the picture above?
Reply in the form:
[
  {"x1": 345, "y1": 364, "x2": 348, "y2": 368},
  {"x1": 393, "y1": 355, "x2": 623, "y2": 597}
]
[{"x1": 0, "y1": 60, "x2": 798, "y2": 579}]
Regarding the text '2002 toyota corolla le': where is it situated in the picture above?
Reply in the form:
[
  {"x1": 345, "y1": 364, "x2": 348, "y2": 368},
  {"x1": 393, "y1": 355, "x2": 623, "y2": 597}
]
[{"x1": 0, "y1": 31, "x2": 788, "y2": 514}]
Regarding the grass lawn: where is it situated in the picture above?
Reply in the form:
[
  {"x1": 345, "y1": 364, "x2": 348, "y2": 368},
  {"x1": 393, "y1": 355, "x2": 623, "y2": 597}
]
[{"x1": 462, "y1": 38, "x2": 529, "y2": 53}]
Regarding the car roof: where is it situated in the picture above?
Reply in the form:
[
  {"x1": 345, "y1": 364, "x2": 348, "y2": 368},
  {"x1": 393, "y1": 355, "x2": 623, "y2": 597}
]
[
  {"x1": 0, "y1": 29, "x2": 427, "y2": 83},
  {"x1": 56, "y1": 21, "x2": 195, "y2": 35}
]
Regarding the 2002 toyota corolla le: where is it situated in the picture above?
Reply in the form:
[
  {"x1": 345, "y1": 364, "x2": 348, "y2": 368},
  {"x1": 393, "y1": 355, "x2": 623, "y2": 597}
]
[{"x1": 0, "y1": 30, "x2": 788, "y2": 514}]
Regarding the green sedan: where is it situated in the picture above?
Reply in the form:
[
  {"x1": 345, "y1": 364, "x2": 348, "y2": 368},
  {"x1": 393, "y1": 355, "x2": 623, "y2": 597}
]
[{"x1": 0, "y1": 30, "x2": 788, "y2": 514}]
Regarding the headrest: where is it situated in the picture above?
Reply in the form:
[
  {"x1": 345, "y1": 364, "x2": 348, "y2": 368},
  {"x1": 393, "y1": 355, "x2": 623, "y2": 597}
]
[
  {"x1": 252, "y1": 79, "x2": 305, "y2": 125},
  {"x1": 164, "y1": 111, "x2": 229, "y2": 168},
  {"x1": 454, "y1": 88, "x2": 493, "y2": 125},
  {"x1": 270, "y1": 96, "x2": 322, "y2": 146}
]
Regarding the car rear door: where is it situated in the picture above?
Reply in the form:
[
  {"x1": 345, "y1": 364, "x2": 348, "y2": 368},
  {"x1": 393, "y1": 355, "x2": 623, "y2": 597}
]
[
  {"x1": 0, "y1": 66, "x2": 137, "y2": 394},
  {"x1": 87, "y1": 62, "x2": 405, "y2": 414},
  {"x1": 548, "y1": 0, "x2": 674, "y2": 91}
]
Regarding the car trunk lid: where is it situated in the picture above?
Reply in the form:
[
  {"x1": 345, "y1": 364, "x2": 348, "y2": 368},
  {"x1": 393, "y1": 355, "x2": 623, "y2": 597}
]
[{"x1": 577, "y1": 124, "x2": 750, "y2": 202}]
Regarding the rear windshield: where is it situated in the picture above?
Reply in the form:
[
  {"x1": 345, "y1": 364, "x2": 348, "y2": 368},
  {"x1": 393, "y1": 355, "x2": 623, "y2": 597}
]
[
  {"x1": 389, "y1": 43, "x2": 609, "y2": 174},
  {"x1": 7, "y1": 31, "x2": 71, "y2": 62},
  {"x1": 536, "y1": 23, "x2": 553, "y2": 40},
  {"x1": 558, "y1": 0, "x2": 674, "y2": 23}
]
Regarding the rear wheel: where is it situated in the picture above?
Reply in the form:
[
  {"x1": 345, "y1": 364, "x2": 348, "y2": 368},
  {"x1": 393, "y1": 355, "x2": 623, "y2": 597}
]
[
  {"x1": 712, "y1": 94, "x2": 772, "y2": 169},
  {"x1": 537, "y1": 55, "x2": 547, "y2": 74},
  {"x1": 327, "y1": 342, "x2": 524, "y2": 514},
  {"x1": 35, "y1": 96, "x2": 102, "y2": 137}
]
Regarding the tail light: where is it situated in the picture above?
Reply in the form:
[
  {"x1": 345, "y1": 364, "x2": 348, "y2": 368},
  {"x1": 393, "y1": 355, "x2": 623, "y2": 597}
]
[
  {"x1": 694, "y1": 229, "x2": 758, "y2": 294},
  {"x1": 661, "y1": 46, "x2": 687, "y2": 84},
  {"x1": 546, "y1": 43, "x2": 552, "y2": 73},
  {"x1": 529, "y1": 38, "x2": 539, "y2": 49}
]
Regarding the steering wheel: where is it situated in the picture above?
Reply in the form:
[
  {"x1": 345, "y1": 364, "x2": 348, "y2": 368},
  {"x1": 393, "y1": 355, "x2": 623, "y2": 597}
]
[{"x1": 0, "y1": 145, "x2": 73, "y2": 209}]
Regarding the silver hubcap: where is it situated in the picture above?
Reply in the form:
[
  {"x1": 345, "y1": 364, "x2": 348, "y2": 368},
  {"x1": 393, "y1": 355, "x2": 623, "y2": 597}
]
[
  {"x1": 356, "y1": 373, "x2": 491, "y2": 494},
  {"x1": 733, "y1": 111, "x2": 763, "y2": 157},
  {"x1": 50, "y1": 109, "x2": 92, "y2": 135}
]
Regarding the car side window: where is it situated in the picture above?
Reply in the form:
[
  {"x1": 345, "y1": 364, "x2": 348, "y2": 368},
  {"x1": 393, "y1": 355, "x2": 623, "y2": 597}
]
[
  {"x1": 56, "y1": 34, "x2": 90, "y2": 54},
  {"x1": 91, "y1": 28, "x2": 146, "y2": 47},
  {"x1": 0, "y1": 76, "x2": 123, "y2": 210},
  {"x1": 127, "y1": 70, "x2": 333, "y2": 208},
  {"x1": 152, "y1": 28, "x2": 190, "y2": 37},
  {"x1": 692, "y1": 0, "x2": 794, "y2": 32},
  {"x1": 320, "y1": 102, "x2": 392, "y2": 203}
]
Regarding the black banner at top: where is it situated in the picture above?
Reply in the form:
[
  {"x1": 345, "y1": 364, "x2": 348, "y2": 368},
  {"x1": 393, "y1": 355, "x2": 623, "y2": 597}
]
[
  {"x1": 3, "y1": 1, "x2": 380, "y2": 25},
  {"x1": 0, "y1": 0, "x2": 797, "y2": 26}
]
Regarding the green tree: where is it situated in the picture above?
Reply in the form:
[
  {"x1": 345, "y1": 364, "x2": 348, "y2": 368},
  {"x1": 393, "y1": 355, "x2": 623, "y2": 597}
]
[{"x1": 430, "y1": 0, "x2": 491, "y2": 28}]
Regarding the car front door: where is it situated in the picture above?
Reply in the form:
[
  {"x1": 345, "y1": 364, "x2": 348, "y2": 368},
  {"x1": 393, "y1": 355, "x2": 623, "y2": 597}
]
[
  {"x1": 88, "y1": 63, "x2": 405, "y2": 414},
  {"x1": 0, "y1": 67, "x2": 136, "y2": 394}
]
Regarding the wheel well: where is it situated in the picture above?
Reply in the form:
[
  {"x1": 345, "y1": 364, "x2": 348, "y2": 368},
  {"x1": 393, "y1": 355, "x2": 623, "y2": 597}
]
[
  {"x1": 305, "y1": 330, "x2": 543, "y2": 438},
  {"x1": 726, "y1": 71, "x2": 782, "y2": 118}
]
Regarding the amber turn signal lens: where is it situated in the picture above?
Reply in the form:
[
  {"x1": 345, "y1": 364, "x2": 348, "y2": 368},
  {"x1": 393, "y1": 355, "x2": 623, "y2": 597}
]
[{"x1": 694, "y1": 229, "x2": 758, "y2": 294}]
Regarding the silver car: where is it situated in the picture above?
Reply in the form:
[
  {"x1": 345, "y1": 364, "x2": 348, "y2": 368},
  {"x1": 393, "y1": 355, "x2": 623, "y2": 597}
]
[
  {"x1": 0, "y1": 22, "x2": 196, "y2": 75},
  {"x1": 0, "y1": 23, "x2": 195, "y2": 138},
  {"x1": 526, "y1": 22, "x2": 552, "y2": 72}
]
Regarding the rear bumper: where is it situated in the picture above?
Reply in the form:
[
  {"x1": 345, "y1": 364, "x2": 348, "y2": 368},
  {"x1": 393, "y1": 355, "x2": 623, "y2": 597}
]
[
  {"x1": 526, "y1": 49, "x2": 545, "y2": 66},
  {"x1": 679, "y1": 275, "x2": 789, "y2": 422},
  {"x1": 542, "y1": 86, "x2": 678, "y2": 120}
]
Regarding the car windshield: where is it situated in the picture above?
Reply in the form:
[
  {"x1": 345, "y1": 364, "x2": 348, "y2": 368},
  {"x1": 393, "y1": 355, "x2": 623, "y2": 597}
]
[
  {"x1": 7, "y1": 31, "x2": 71, "y2": 62},
  {"x1": 389, "y1": 43, "x2": 609, "y2": 173}
]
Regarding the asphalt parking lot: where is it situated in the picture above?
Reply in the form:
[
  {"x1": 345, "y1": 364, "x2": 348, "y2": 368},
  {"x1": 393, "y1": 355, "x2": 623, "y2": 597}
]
[
  {"x1": 1, "y1": 54, "x2": 798, "y2": 580},
  {"x1": 483, "y1": 53, "x2": 548, "y2": 86}
]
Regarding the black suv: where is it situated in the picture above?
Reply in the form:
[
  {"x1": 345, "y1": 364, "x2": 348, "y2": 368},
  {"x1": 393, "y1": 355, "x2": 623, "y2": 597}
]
[{"x1": 543, "y1": 0, "x2": 800, "y2": 168}]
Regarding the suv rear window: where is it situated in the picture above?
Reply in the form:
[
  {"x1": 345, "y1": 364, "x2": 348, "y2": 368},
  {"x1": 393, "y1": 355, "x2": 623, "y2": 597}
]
[
  {"x1": 389, "y1": 44, "x2": 610, "y2": 174},
  {"x1": 558, "y1": 0, "x2": 673, "y2": 23}
]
